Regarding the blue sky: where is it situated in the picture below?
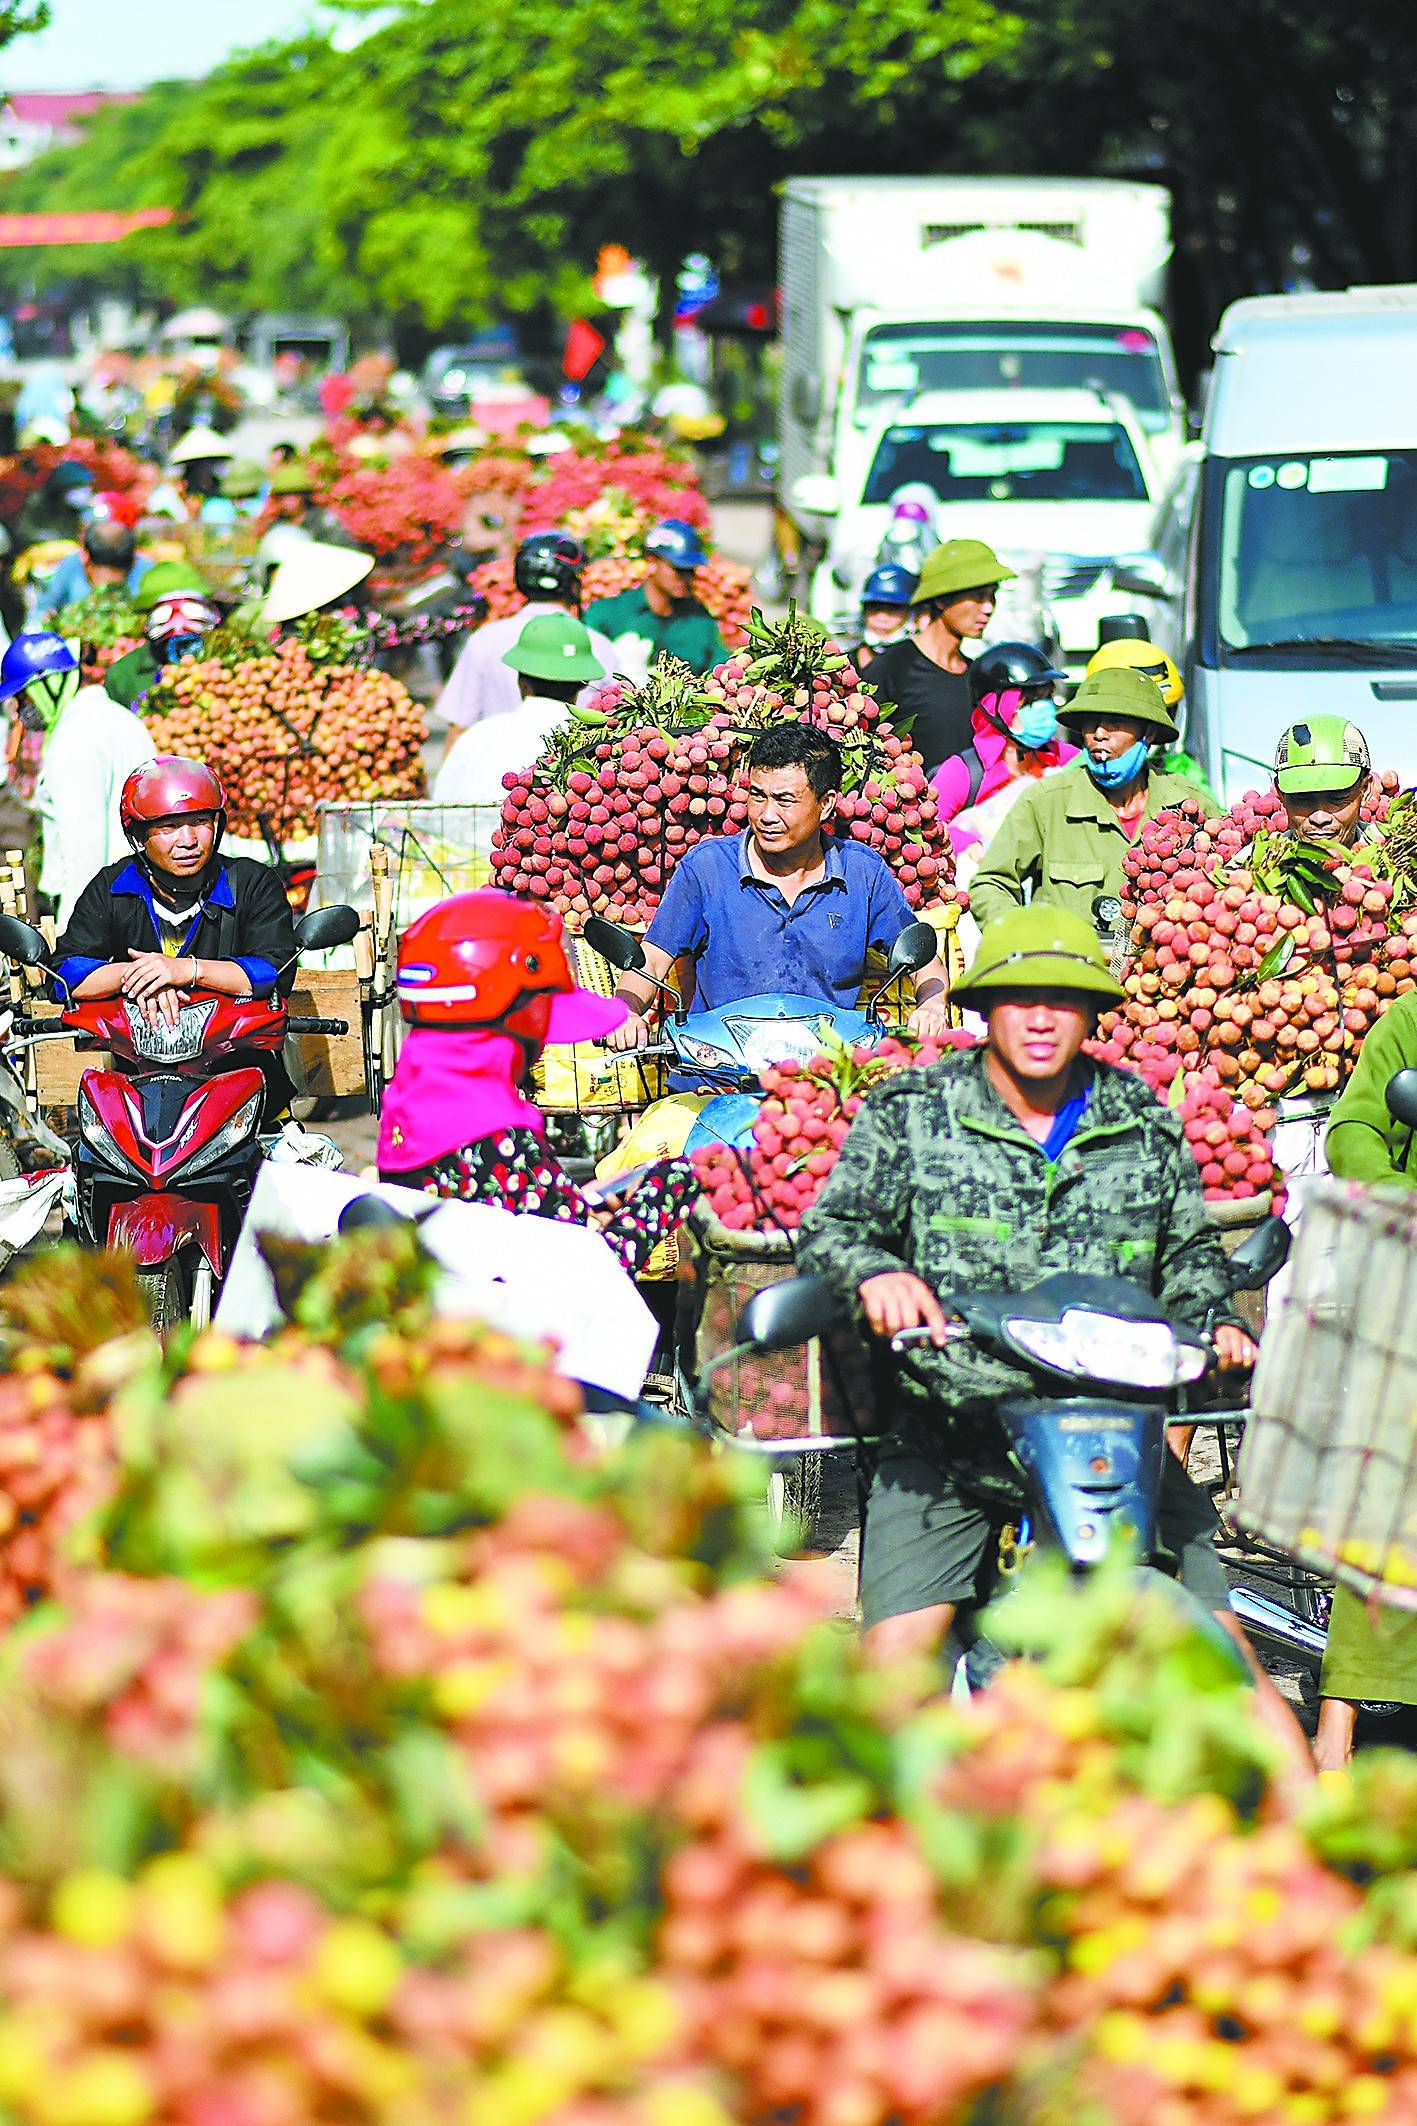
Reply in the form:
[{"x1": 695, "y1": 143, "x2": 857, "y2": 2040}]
[{"x1": 1, "y1": 0, "x2": 325, "y2": 89}]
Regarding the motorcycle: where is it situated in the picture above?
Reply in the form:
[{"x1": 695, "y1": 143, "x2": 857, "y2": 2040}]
[
  {"x1": 725, "y1": 1215, "x2": 1292, "y2": 1669},
  {"x1": 0, "y1": 903, "x2": 361, "y2": 1328},
  {"x1": 583, "y1": 915, "x2": 940, "y2": 1157}
]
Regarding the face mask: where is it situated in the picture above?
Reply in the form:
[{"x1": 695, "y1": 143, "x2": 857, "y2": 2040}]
[
  {"x1": 1013, "y1": 700, "x2": 1060, "y2": 750},
  {"x1": 16, "y1": 667, "x2": 79, "y2": 735},
  {"x1": 1086, "y1": 737, "x2": 1150, "y2": 791},
  {"x1": 154, "y1": 633, "x2": 204, "y2": 666}
]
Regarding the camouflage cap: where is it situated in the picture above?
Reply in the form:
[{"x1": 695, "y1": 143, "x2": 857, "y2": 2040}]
[{"x1": 1273, "y1": 715, "x2": 1371, "y2": 794}]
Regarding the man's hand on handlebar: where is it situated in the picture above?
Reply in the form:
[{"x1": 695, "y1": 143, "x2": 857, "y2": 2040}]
[
  {"x1": 1213, "y1": 1323, "x2": 1259, "y2": 1372},
  {"x1": 120, "y1": 952, "x2": 192, "y2": 1029},
  {"x1": 604, "y1": 1009, "x2": 651, "y2": 1052},
  {"x1": 859, "y1": 1271, "x2": 950, "y2": 1346}
]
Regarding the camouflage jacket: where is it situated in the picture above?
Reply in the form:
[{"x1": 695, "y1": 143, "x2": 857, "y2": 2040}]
[{"x1": 796, "y1": 1046, "x2": 1236, "y2": 1455}]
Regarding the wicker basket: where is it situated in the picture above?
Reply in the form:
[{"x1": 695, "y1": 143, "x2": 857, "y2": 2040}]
[
  {"x1": 684, "y1": 1213, "x2": 874, "y2": 1449},
  {"x1": 1236, "y1": 1177, "x2": 1417, "y2": 1607}
]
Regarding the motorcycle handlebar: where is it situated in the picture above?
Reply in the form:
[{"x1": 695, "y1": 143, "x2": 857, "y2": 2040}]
[{"x1": 287, "y1": 1016, "x2": 350, "y2": 1035}]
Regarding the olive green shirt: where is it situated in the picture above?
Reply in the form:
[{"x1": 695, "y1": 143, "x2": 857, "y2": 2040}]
[
  {"x1": 968, "y1": 762, "x2": 1221, "y2": 931},
  {"x1": 1325, "y1": 988, "x2": 1417, "y2": 1189}
]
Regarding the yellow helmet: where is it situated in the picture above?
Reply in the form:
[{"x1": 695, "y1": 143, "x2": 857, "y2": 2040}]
[{"x1": 1086, "y1": 636, "x2": 1183, "y2": 709}]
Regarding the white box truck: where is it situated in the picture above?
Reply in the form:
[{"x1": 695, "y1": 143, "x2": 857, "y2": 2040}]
[{"x1": 775, "y1": 174, "x2": 1183, "y2": 614}]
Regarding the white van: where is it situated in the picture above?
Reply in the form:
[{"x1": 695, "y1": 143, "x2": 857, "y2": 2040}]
[{"x1": 1116, "y1": 287, "x2": 1417, "y2": 801}]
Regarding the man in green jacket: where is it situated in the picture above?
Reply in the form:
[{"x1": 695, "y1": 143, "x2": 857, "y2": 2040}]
[
  {"x1": 796, "y1": 903, "x2": 1311, "y2": 1775},
  {"x1": 105, "y1": 561, "x2": 224, "y2": 711},
  {"x1": 584, "y1": 518, "x2": 726, "y2": 678},
  {"x1": 1314, "y1": 1002, "x2": 1417, "y2": 1767},
  {"x1": 968, "y1": 666, "x2": 1218, "y2": 930}
]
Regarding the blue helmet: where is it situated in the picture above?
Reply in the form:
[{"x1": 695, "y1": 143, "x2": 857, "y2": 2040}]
[
  {"x1": 861, "y1": 564, "x2": 918, "y2": 610},
  {"x1": 0, "y1": 632, "x2": 78, "y2": 702},
  {"x1": 645, "y1": 517, "x2": 708, "y2": 572}
]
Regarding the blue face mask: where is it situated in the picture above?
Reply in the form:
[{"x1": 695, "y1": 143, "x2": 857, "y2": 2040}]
[
  {"x1": 1013, "y1": 700, "x2": 1059, "y2": 750},
  {"x1": 1086, "y1": 737, "x2": 1151, "y2": 790}
]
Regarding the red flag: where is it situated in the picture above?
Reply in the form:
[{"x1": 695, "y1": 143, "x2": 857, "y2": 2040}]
[{"x1": 563, "y1": 317, "x2": 607, "y2": 382}]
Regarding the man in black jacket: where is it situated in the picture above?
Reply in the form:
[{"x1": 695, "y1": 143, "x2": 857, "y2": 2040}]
[{"x1": 55, "y1": 755, "x2": 297, "y2": 1109}]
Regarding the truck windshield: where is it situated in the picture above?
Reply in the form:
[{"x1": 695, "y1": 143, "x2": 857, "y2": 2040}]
[
  {"x1": 856, "y1": 322, "x2": 1170, "y2": 429},
  {"x1": 1213, "y1": 450, "x2": 1417, "y2": 655},
  {"x1": 863, "y1": 419, "x2": 1149, "y2": 506}
]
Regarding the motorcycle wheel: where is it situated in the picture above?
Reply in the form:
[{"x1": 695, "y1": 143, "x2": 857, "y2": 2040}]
[
  {"x1": 767, "y1": 1455, "x2": 822, "y2": 1551},
  {"x1": 137, "y1": 1260, "x2": 188, "y2": 1336}
]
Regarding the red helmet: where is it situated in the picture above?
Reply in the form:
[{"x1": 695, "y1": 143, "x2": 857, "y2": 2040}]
[
  {"x1": 90, "y1": 489, "x2": 141, "y2": 529},
  {"x1": 119, "y1": 756, "x2": 226, "y2": 842},
  {"x1": 396, "y1": 889, "x2": 626, "y2": 1043}
]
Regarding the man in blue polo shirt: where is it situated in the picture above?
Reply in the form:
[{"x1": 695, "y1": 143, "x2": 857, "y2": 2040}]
[{"x1": 604, "y1": 724, "x2": 950, "y2": 1047}]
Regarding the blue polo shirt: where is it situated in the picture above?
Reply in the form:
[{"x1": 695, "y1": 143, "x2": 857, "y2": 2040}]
[{"x1": 645, "y1": 832, "x2": 915, "y2": 1011}]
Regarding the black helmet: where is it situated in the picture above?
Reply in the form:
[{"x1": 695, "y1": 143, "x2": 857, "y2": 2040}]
[
  {"x1": 514, "y1": 531, "x2": 587, "y2": 605},
  {"x1": 968, "y1": 640, "x2": 1067, "y2": 707}
]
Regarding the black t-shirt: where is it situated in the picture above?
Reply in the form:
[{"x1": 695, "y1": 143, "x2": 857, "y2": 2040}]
[{"x1": 866, "y1": 640, "x2": 973, "y2": 777}]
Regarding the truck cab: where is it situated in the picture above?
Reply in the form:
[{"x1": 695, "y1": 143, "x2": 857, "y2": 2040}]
[
  {"x1": 800, "y1": 387, "x2": 1165, "y2": 664},
  {"x1": 775, "y1": 176, "x2": 1185, "y2": 605}
]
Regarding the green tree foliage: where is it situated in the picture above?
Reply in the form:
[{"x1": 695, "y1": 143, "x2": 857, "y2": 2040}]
[{"x1": 0, "y1": 0, "x2": 1415, "y2": 353}]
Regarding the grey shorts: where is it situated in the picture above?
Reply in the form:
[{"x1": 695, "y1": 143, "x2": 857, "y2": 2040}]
[{"x1": 858, "y1": 1441, "x2": 1230, "y2": 1632}]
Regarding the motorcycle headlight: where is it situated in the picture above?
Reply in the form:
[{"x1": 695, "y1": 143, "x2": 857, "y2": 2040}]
[
  {"x1": 676, "y1": 1034, "x2": 730, "y2": 1069},
  {"x1": 175, "y1": 1092, "x2": 264, "y2": 1180},
  {"x1": 1005, "y1": 1308, "x2": 1209, "y2": 1390},
  {"x1": 737, "y1": 1020, "x2": 823, "y2": 1072},
  {"x1": 77, "y1": 1088, "x2": 145, "y2": 1181},
  {"x1": 122, "y1": 998, "x2": 216, "y2": 1064}
]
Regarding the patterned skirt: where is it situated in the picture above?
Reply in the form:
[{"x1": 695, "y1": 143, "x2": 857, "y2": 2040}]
[{"x1": 388, "y1": 1126, "x2": 697, "y2": 1276}]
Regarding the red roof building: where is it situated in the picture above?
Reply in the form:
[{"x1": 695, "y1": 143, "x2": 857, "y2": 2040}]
[{"x1": 0, "y1": 90, "x2": 137, "y2": 170}]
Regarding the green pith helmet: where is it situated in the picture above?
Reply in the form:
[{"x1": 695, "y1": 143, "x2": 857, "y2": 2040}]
[
  {"x1": 502, "y1": 611, "x2": 605, "y2": 684},
  {"x1": 269, "y1": 459, "x2": 317, "y2": 497},
  {"x1": 1057, "y1": 663, "x2": 1180, "y2": 742},
  {"x1": 1273, "y1": 715, "x2": 1371, "y2": 795},
  {"x1": 954, "y1": 903, "x2": 1125, "y2": 1008},
  {"x1": 221, "y1": 460, "x2": 264, "y2": 500},
  {"x1": 134, "y1": 559, "x2": 215, "y2": 613},
  {"x1": 911, "y1": 539, "x2": 1016, "y2": 607}
]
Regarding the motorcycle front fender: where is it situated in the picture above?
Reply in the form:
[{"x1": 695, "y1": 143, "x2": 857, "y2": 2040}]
[{"x1": 107, "y1": 1193, "x2": 223, "y2": 1274}]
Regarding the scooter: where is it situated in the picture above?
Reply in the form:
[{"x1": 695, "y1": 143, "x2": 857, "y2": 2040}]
[
  {"x1": 583, "y1": 915, "x2": 940, "y2": 1155},
  {"x1": 0, "y1": 903, "x2": 360, "y2": 1328},
  {"x1": 726, "y1": 1216, "x2": 1291, "y2": 1667}
]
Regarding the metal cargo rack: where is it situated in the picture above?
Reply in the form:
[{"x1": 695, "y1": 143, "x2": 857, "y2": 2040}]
[{"x1": 1236, "y1": 1176, "x2": 1417, "y2": 1608}]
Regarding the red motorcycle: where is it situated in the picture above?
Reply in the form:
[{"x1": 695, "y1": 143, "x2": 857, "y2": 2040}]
[{"x1": 0, "y1": 904, "x2": 360, "y2": 1327}]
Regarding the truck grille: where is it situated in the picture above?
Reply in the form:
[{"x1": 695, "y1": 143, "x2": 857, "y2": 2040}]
[{"x1": 1042, "y1": 556, "x2": 1109, "y2": 602}]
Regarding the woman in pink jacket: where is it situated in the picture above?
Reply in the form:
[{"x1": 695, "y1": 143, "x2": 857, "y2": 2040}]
[{"x1": 933, "y1": 641, "x2": 1074, "y2": 857}]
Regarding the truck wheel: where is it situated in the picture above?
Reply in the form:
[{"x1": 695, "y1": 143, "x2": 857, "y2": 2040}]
[{"x1": 137, "y1": 1260, "x2": 188, "y2": 1335}]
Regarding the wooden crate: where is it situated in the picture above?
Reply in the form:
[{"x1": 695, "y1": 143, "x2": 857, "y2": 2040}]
[
  {"x1": 29, "y1": 997, "x2": 107, "y2": 1107},
  {"x1": 286, "y1": 968, "x2": 365, "y2": 1099}
]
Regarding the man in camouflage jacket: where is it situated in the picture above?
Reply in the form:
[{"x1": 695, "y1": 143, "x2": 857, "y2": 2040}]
[{"x1": 796, "y1": 905, "x2": 1312, "y2": 1783}]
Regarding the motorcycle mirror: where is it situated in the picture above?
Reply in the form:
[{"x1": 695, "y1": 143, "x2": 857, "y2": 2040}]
[
  {"x1": 736, "y1": 1273, "x2": 836, "y2": 1354},
  {"x1": 0, "y1": 914, "x2": 49, "y2": 969},
  {"x1": 337, "y1": 1193, "x2": 438, "y2": 1234},
  {"x1": 295, "y1": 904, "x2": 361, "y2": 953},
  {"x1": 1226, "y1": 1215, "x2": 1291, "y2": 1293},
  {"x1": 584, "y1": 916, "x2": 646, "y2": 975},
  {"x1": 1387, "y1": 1069, "x2": 1417, "y2": 1133},
  {"x1": 886, "y1": 920, "x2": 938, "y2": 979}
]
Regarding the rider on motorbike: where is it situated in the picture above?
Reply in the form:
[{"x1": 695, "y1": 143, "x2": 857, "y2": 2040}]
[
  {"x1": 54, "y1": 757, "x2": 297, "y2": 1052},
  {"x1": 852, "y1": 563, "x2": 917, "y2": 672},
  {"x1": 0, "y1": 631, "x2": 156, "y2": 925},
  {"x1": 793, "y1": 902, "x2": 1310, "y2": 1775},
  {"x1": 433, "y1": 532, "x2": 615, "y2": 748},
  {"x1": 104, "y1": 563, "x2": 226, "y2": 710},
  {"x1": 377, "y1": 889, "x2": 697, "y2": 1272},
  {"x1": 604, "y1": 724, "x2": 951, "y2": 1050}
]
